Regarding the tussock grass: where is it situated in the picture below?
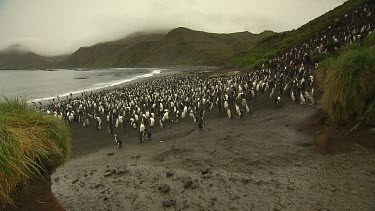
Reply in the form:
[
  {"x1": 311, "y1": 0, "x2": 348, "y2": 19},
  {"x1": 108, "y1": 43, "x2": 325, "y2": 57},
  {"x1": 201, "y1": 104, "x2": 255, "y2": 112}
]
[
  {"x1": 0, "y1": 97, "x2": 70, "y2": 207},
  {"x1": 316, "y1": 57, "x2": 334, "y2": 90},
  {"x1": 318, "y1": 35, "x2": 375, "y2": 124}
]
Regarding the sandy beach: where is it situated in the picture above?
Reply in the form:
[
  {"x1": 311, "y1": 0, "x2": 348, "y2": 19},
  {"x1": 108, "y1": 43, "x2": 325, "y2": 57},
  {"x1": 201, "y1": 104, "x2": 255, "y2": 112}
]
[
  {"x1": 2, "y1": 1, "x2": 375, "y2": 210},
  {"x1": 48, "y1": 77, "x2": 375, "y2": 210}
]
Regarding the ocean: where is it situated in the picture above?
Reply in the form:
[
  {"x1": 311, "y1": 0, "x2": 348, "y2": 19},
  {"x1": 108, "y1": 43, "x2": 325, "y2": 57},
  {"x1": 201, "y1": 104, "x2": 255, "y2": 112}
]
[{"x1": 0, "y1": 68, "x2": 162, "y2": 103}]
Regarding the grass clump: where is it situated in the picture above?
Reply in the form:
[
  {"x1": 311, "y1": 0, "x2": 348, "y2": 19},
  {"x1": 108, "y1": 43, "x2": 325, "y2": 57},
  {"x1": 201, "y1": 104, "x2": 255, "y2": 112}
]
[
  {"x1": 0, "y1": 97, "x2": 71, "y2": 208},
  {"x1": 317, "y1": 35, "x2": 375, "y2": 124}
]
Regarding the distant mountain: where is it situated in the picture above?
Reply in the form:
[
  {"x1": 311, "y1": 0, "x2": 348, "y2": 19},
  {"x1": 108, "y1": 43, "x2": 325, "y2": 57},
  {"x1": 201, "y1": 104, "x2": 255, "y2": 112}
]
[
  {"x1": 0, "y1": 28, "x2": 274, "y2": 69},
  {"x1": 61, "y1": 28, "x2": 275, "y2": 67},
  {"x1": 1, "y1": 0, "x2": 371, "y2": 69},
  {"x1": 0, "y1": 45, "x2": 68, "y2": 70},
  {"x1": 60, "y1": 31, "x2": 166, "y2": 68}
]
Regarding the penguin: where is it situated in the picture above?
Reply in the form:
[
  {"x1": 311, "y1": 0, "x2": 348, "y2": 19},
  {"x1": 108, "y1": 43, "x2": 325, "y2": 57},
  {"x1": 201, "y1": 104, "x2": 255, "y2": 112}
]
[
  {"x1": 224, "y1": 100, "x2": 229, "y2": 109},
  {"x1": 160, "y1": 119, "x2": 165, "y2": 128},
  {"x1": 118, "y1": 115, "x2": 124, "y2": 125},
  {"x1": 209, "y1": 101, "x2": 214, "y2": 111},
  {"x1": 163, "y1": 110, "x2": 169, "y2": 120},
  {"x1": 114, "y1": 134, "x2": 123, "y2": 148},
  {"x1": 96, "y1": 116, "x2": 102, "y2": 130},
  {"x1": 149, "y1": 116, "x2": 155, "y2": 127},
  {"x1": 139, "y1": 122, "x2": 146, "y2": 142},
  {"x1": 134, "y1": 114, "x2": 139, "y2": 122},
  {"x1": 140, "y1": 122, "x2": 145, "y2": 133},
  {"x1": 145, "y1": 128, "x2": 152, "y2": 140},
  {"x1": 181, "y1": 110, "x2": 186, "y2": 119},
  {"x1": 250, "y1": 89, "x2": 255, "y2": 98},
  {"x1": 198, "y1": 117, "x2": 205, "y2": 129},
  {"x1": 300, "y1": 92, "x2": 306, "y2": 104},
  {"x1": 146, "y1": 111, "x2": 150, "y2": 118},
  {"x1": 132, "y1": 121, "x2": 137, "y2": 129},
  {"x1": 241, "y1": 98, "x2": 247, "y2": 108},
  {"x1": 235, "y1": 104, "x2": 241, "y2": 118},
  {"x1": 291, "y1": 91, "x2": 296, "y2": 103},
  {"x1": 283, "y1": 83, "x2": 289, "y2": 91},
  {"x1": 275, "y1": 96, "x2": 281, "y2": 107},
  {"x1": 269, "y1": 87, "x2": 275, "y2": 99},
  {"x1": 226, "y1": 108, "x2": 232, "y2": 120},
  {"x1": 84, "y1": 118, "x2": 89, "y2": 127},
  {"x1": 304, "y1": 91, "x2": 310, "y2": 99},
  {"x1": 183, "y1": 106, "x2": 188, "y2": 114}
]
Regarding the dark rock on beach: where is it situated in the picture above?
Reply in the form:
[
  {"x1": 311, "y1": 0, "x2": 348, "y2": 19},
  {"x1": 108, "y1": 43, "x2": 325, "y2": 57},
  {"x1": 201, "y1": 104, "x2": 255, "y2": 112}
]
[
  {"x1": 166, "y1": 171, "x2": 174, "y2": 177},
  {"x1": 158, "y1": 184, "x2": 171, "y2": 193},
  {"x1": 162, "y1": 199, "x2": 176, "y2": 207},
  {"x1": 183, "y1": 176, "x2": 193, "y2": 189}
]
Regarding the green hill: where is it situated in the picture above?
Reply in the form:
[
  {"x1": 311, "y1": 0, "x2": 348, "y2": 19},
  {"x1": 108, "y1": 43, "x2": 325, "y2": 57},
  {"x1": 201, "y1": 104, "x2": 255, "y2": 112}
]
[
  {"x1": 231, "y1": 0, "x2": 372, "y2": 67},
  {"x1": 2, "y1": 0, "x2": 370, "y2": 69},
  {"x1": 60, "y1": 32, "x2": 166, "y2": 68},
  {"x1": 61, "y1": 27, "x2": 275, "y2": 67}
]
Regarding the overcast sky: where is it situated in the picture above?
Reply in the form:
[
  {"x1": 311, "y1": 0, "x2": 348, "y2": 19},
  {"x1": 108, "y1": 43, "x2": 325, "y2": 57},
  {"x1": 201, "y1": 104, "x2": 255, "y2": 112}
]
[{"x1": 0, "y1": 0, "x2": 346, "y2": 56}]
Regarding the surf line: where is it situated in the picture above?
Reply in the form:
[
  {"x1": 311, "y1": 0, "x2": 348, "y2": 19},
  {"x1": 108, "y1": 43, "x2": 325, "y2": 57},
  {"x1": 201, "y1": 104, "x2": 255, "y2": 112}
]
[{"x1": 27, "y1": 69, "x2": 162, "y2": 103}]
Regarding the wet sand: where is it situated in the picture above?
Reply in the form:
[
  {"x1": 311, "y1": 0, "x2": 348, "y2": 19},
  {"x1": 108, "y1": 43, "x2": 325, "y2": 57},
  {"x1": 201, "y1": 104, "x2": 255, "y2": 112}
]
[{"x1": 51, "y1": 90, "x2": 375, "y2": 210}]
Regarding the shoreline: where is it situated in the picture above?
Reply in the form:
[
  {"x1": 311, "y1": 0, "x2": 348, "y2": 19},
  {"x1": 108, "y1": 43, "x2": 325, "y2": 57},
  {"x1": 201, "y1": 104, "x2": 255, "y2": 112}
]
[
  {"x1": 50, "y1": 66, "x2": 374, "y2": 210},
  {"x1": 26, "y1": 68, "x2": 175, "y2": 105},
  {"x1": 25, "y1": 66, "x2": 225, "y2": 107},
  {"x1": 5, "y1": 69, "x2": 374, "y2": 210}
]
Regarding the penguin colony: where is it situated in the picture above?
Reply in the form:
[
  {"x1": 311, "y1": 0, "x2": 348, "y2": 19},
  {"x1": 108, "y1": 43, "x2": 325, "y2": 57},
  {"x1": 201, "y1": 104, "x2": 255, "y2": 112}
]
[{"x1": 35, "y1": 3, "x2": 374, "y2": 146}]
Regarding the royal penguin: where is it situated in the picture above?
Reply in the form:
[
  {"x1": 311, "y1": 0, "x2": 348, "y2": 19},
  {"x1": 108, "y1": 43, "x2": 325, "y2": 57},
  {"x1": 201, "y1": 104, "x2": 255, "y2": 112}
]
[
  {"x1": 114, "y1": 134, "x2": 123, "y2": 148},
  {"x1": 275, "y1": 96, "x2": 281, "y2": 106},
  {"x1": 300, "y1": 92, "x2": 306, "y2": 105},
  {"x1": 149, "y1": 116, "x2": 155, "y2": 127},
  {"x1": 226, "y1": 108, "x2": 232, "y2": 120}
]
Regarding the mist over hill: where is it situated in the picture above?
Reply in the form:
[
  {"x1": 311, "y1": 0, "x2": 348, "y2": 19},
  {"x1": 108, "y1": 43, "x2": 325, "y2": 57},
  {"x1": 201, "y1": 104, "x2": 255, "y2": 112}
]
[
  {"x1": 0, "y1": 28, "x2": 274, "y2": 69},
  {"x1": 0, "y1": 45, "x2": 68, "y2": 70},
  {"x1": 0, "y1": 0, "x2": 369, "y2": 69},
  {"x1": 60, "y1": 28, "x2": 275, "y2": 68}
]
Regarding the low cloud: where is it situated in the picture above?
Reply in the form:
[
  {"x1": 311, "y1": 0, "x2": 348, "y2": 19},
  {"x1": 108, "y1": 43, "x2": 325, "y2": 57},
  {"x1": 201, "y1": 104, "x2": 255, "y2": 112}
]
[{"x1": 0, "y1": 0, "x2": 346, "y2": 56}]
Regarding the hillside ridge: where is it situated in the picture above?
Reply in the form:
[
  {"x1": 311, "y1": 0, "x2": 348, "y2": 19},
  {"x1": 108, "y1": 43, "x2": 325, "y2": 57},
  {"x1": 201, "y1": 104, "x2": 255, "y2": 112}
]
[{"x1": 60, "y1": 27, "x2": 274, "y2": 68}]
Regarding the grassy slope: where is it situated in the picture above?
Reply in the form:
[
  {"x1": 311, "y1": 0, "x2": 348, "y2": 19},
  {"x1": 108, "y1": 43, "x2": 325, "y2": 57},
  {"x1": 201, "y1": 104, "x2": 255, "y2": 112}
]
[
  {"x1": 0, "y1": 98, "x2": 70, "y2": 207},
  {"x1": 317, "y1": 34, "x2": 375, "y2": 124},
  {"x1": 139, "y1": 27, "x2": 236, "y2": 66},
  {"x1": 231, "y1": 0, "x2": 371, "y2": 67},
  {"x1": 62, "y1": 33, "x2": 166, "y2": 68},
  {"x1": 62, "y1": 27, "x2": 275, "y2": 67}
]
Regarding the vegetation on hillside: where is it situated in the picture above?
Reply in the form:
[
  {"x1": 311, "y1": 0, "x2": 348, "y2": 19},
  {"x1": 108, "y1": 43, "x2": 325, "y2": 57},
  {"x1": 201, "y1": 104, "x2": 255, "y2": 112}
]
[
  {"x1": 0, "y1": 98, "x2": 70, "y2": 207},
  {"x1": 317, "y1": 33, "x2": 375, "y2": 125},
  {"x1": 231, "y1": 0, "x2": 371, "y2": 67},
  {"x1": 60, "y1": 27, "x2": 275, "y2": 68}
]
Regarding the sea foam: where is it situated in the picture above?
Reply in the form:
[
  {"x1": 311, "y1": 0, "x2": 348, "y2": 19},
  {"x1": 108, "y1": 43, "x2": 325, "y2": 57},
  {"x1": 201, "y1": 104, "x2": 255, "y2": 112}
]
[{"x1": 28, "y1": 69, "x2": 162, "y2": 103}]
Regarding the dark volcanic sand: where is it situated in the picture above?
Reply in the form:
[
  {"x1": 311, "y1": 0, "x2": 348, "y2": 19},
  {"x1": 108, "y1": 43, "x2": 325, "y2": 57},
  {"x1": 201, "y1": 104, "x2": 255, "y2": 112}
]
[
  {"x1": 5, "y1": 174, "x2": 64, "y2": 211},
  {"x1": 51, "y1": 100, "x2": 375, "y2": 210}
]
